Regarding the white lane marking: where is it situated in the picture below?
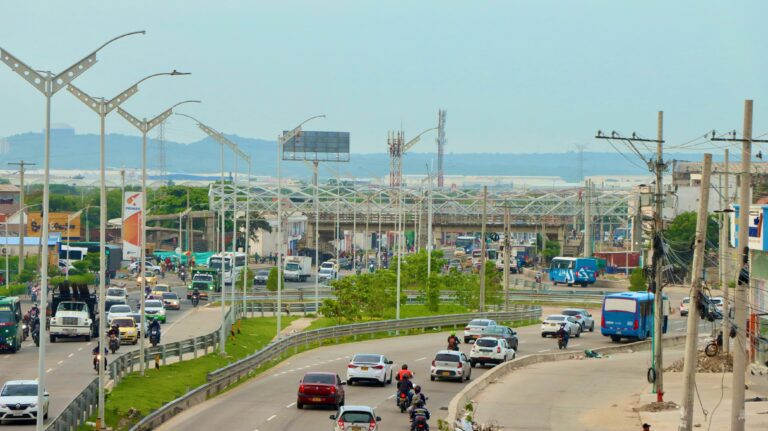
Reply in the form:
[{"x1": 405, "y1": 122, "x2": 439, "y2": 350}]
[
  {"x1": 537, "y1": 349, "x2": 549, "y2": 353},
  {"x1": 78, "y1": 347, "x2": 83, "y2": 352},
  {"x1": 336, "y1": 357, "x2": 343, "y2": 360},
  {"x1": 3, "y1": 355, "x2": 8, "y2": 359},
  {"x1": 570, "y1": 344, "x2": 580, "y2": 347},
  {"x1": 57, "y1": 360, "x2": 64, "y2": 365},
  {"x1": 387, "y1": 394, "x2": 395, "y2": 399},
  {"x1": 288, "y1": 369, "x2": 295, "y2": 372},
  {"x1": 286, "y1": 402, "x2": 295, "y2": 408},
  {"x1": 267, "y1": 415, "x2": 277, "y2": 422},
  {"x1": 68, "y1": 353, "x2": 74, "y2": 358},
  {"x1": 46, "y1": 368, "x2": 53, "y2": 373},
  {"x1": 415, "y1": 357, "x2": 426, "y2": 362}
]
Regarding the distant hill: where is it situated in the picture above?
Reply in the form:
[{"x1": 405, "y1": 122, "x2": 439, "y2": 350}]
[{"x1": 2, "y1": 130, "x2": 712, "y2": 182}]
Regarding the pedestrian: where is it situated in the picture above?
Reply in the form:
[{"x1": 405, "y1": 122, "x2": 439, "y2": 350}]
[
  {"x1": 642, "y1": 424, "x2": 651, "y2": 431},
  {"x1": 26, "y1": 281, "x2": 32, "y2": 298}
]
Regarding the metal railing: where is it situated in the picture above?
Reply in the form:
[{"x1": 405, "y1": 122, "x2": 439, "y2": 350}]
[
  {"x1": 131, "y1": 307, "x2": 541, "y2": 430},
  {"x1": 46, "y1": 308, "x2": 234, "y2": 431}
]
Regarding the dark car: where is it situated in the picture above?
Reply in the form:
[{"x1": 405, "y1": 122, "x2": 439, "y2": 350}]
[
  {"x1": 481, "y1": 325, "x2": 519, "y2": 351},
  {"x1": 253, "y1": 269, "x2": 270, "y2": 285},
  {"x1": 297, "y1": 372, "x2": 346, "y2": 409},
  {"x1": 337, "y1": 258, "x2": 353, "y2": 270}
]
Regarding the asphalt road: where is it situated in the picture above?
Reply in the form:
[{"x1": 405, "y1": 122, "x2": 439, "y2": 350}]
[
  {"x1": 158, "y1": 304, "x2": 700, "y2": 431},
  {"x1": 0, "y1": 275, "x2": 221, "y2": 427}
]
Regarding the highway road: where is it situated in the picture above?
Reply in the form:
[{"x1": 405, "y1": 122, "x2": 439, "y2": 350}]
[
  {"x1": 158, "y1": 306, "x2": 697, "y2": 431},
  {"x1": 0, "y1": 274, "x2": 221, "y2": 427}
]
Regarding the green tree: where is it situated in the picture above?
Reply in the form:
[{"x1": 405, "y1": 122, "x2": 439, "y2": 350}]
[
  {"x1": 266, "y1": 267, "x2": 281, "y2": 292},
  {"x1": 664, "y1": 211, "x2": 720, "y2": 266},
  {"x1": 629, "y1": 267, "x2": 647, "y2": 292},
  {"x1": 542, "y1": 240, "x2": 561, "y2": 262}
]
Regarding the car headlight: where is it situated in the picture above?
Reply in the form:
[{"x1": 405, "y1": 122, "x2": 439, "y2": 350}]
[{"x1": 28, "y1": 403, "x2": 36, "y2": 407}]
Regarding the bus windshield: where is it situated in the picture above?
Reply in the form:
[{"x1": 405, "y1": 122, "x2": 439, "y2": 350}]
[
  {"x1": 0, "y1": 310, "x2": 15, "y2": 324},
  {"x1": 208, "y1": 258, "x2": 231, "y2": 271},
  {"x1": 487, "y1": 250, "x2": 498, "y2": 260},
  {"x1": 604, "y1": 298, "x2": 636, "y2": 313},
  {"x1": 455, "y1": 237, "x2": 475, "y2": 250}
]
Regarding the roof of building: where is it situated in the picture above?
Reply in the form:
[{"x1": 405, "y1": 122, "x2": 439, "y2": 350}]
[
  {"x1": 673, "y1": 161, "x2": 768, "y2": 174},
  {"x1": 0, "y1": 237, "x2": 59, "y2": 246},
  {"x1": 0, "y1": 184, "x2": 20, "y2": 193}
]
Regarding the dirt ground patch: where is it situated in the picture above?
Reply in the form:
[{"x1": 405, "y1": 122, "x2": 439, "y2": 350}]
[
  {"x1": 633, "y1": 401, "x2": 679, "y2": 412},
  {"x1": 665, "y1": 351, "x2": 733, "y2": 373}
]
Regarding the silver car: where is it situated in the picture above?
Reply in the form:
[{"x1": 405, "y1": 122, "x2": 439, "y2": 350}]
[
  {"x1": 462, "y1": 318, "x2": 497, "y2": 343},
  {"x1": 561, "y1": 308, "x2": 595, "y2": 332},
  {"x1": 330, "y1": 405, "x2": 381, "y2": 431},
  {"x1": 0, "y1": 380, "x2": 49, "y2": 422}
]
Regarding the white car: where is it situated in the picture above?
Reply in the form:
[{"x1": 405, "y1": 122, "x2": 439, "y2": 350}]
[
  {"x1": 346, "y1": 354, "x2": 394, "y2": 386},
  {"x1": 462, "y1": 318, "x2": 497, "y2": 343},
  {"x1": 106, "y1": 304, "x2": 133, "y2": 322},
  {"x1": 105, "y1": 287, "x2": 128, "y2": 304},
  {"x1": 541, "y1": 314, "x2": 581, "y2": 338},
  {"x1": 561, "y1": 308, "x2": 595, "y2": 332},
  {"x1": 144, "y1": 300, "x2": 167, "y2": 324},
  {"x1": 129, "y1": 260, "x2": 162, "y2": 274},
  {"x1": 318, "y1": 267, "x2": 337, "y2": 282},
  {"x1": 330, "y1": 405, "x2": 381, "y2": 431},
  {"x1": 680, "y1": 296, "x2": 690, "y2": 316},
  {"x1": 710, "y1": 296, "x2": 724, "y2": 316},
  {"x1": 0, "y1": 380, "x2": 49, "y2": 422},
  {"x1": 430, "y1": 350, "x2": 472, "y2": 382},
  {"x1": 469, "y1": 336, "x2": 515, "y2": 367}
]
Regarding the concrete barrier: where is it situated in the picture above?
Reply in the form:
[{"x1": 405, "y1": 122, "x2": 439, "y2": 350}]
[{"x1": 444, "y1": 334, "x2": 686, "y2": 429}]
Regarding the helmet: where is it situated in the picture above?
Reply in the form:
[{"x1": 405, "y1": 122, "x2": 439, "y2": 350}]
[
  {"x1": 401, "y1": 364, "x2": 408, "y2": 370},
  {"x1": 414, "y1": 385, "x2": 422, "y2": 393},
  {"x1": 451, "y1": 331, "x2": 456, "y2": 336}
]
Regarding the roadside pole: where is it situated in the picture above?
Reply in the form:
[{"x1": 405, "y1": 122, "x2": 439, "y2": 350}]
[
  {"x1": 479, "y1": 186, "x2": 487, "y2": 311},
  {"x1": 678, "y1": 153, "x2": 712, "y2": 431},
  {"x1": 722, "y1": 149, "x2": 730, "y2": 355},
  {"x1": 503, "y1": 206, "x2": 510, "y2": 310},
  {"x1": 652, "y1": 111, "x2": 665, "y2": 401}
]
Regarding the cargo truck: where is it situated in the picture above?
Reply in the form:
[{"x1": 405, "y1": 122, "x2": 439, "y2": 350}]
[{"x1": 284, "y1": 256, "x2": 312, "y2": 282}]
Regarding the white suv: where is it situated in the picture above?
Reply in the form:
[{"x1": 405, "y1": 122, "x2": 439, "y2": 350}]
[
  {"x1": 462, "y1": 318, "x2": 497, "y2": 343},
  {"x1": 430, "y1": 350, "x2": 472, "y2": 382},
  {"x1": 0, "y1": 380, "x2": 49, "y2": 422},
  {"x1": 469, "y1": 336, "x2": 515, "y2": 367}
]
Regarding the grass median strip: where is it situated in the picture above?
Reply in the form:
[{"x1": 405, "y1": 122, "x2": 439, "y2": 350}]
[{"x1": 79, "y1": 316, "x2": 295, "y2": 431}]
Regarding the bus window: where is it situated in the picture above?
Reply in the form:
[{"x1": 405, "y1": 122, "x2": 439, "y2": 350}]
[{"x1": 604, "y1": 297, "x2": 636, "y2": 313}]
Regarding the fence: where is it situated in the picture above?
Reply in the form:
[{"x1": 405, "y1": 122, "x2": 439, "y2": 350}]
[
  {"x1": 130, "y1": 307, "x2": 542, "y2": 430},
  {"x1": 46, "y1": 308, "x2": 234, "y2": 431}
]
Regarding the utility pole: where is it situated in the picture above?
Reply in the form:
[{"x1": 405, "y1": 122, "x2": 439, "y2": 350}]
[
  {"x1": 8, "y1": 161, "x2": 34, "y2": 274},
  {"x1": 584, "y1": 178, "x2": 593, "y2": 257},
  {"x1": 503, "y1": 206, "x2": 510, "y2": 310},
  {"x1": 479, "y1": 186, "x2": 488, "y2": 311},
  {"x1": 596, "y1": 111, "x2": 666, "y2": 401},
  {"x1": 678, "y1": 153, "x2": 712, "y2": 431},
  {"x1": 722, "y1": 149, "x2": 730, "y2": 355}
]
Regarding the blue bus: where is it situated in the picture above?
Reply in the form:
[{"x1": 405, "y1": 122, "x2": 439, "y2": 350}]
[
  {"x1": 455, "y1": 235, "x2": 479, "y2": 253},
  {"x1": 601, "y1": 292, "x2": 669, "y2": 342},
  {"x1": 548, "y1": 257, "x2": 597, "y2": 287}
]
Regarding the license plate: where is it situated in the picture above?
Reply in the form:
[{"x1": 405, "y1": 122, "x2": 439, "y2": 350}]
[
  {"x1": 440, "y1": 371, "x2": 451, "y2": 376},
  {"x1": 12, "y1": 412, "x2": 22, "y2": 417},
  {"x1": 351, "y1": 427, "x2": 363, "y2": 431},
  {"x1": 361, "y1": 367, "x2": 369, "y2": 371},
  {"x1": 63, "y1": 328, "x2": 74, "y2": 334},
  {"x1": 311, "y1": 397, "x2": 323, "y2": 402}
]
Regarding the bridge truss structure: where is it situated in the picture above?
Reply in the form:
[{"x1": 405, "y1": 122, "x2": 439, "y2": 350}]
[{"x1": 208, "y1": 182, "x2": 632, "y2": 228}]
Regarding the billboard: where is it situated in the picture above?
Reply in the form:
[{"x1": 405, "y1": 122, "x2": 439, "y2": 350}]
[
  {"x1": 123, "y1": 191, "x2": 144, "y2": 260},
  {"x1": 282, "y1": 130, "x2": 350, "y2": 162},
  {"x1": 731, "y1": 204, "x2": 768, "y2": 251},
  {"x1": 26, "y1": 212, "x2": 81, "y2": 238}
]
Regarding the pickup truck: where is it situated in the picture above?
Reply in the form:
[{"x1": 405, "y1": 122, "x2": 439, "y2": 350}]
[
  {"x1": 284, "y1": 256, "x2": 312, "y2": 282},
  {"x1": 49, "y1": 282, "x2": 96, "y2": 343}
]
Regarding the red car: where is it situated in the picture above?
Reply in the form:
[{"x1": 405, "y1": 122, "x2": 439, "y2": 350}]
[{"x1": 297, "y1": 372, "x2": 346, "y2": 409}]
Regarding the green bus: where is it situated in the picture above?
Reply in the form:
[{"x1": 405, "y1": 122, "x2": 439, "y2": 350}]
[{"x1": 0, "y1": 296, "x2": 23, "y2": 353}]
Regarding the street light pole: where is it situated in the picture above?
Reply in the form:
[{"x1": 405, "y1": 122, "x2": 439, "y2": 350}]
[
  {"x1": 0, "y1": 30, "x2": 145, "y2": 431},
  {"x1": 67, "y1": 71, "x2": 187, "y2": 428}
]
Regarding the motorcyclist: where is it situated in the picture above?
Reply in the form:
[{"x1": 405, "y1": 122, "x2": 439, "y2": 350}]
[
  {"x1": 396, "y1": 364, "x2": 414, "y2": 382},
  {"x1": 92, "y1": 344, "x2": 108, "y2": 370},
  {"x1": 447, "y1": 332, "x2": 461, "y2": 351},
  {"x1": 148, "y1": 318, "x2": 161, "y2": 343},
  {"x1": 396, "y1": 374, "x2": 414, "y2": 407},
  {"x1": 107, "y1": 322, "x2": 120, "y2": 339},
  {"x1": 28, "y1": 303, "x2": 40, "y2": 319},
  {"x1": 410, "y1": 399, "x2": 430, "y2": 430},
  {"x1": 411, "y1": 385, "x2": 427, "y2": 407},
  {"x1": 556, "y1": 323, "x2": 569, "y2": 349}
]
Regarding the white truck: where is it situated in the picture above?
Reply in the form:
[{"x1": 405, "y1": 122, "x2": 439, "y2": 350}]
[
  {"x1": 284, "y1": 256, "x2": 312, "y2": 282},
  {"x1": 49, "y1": 301, "x2": 93, "y2": 342}
]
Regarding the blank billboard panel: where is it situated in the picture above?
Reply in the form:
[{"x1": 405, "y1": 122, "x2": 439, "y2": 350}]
[{"x1": 282, "y1": 131, "x2": 350, "y2": 162}]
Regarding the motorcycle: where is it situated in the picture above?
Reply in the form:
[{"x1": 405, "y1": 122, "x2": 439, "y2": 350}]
[
  {"x1": 22, "y1": 321, "x2": 29, "y2": 341},
  {"x1": 398, "y1": 392, "x2": 410, "y2": 413},
  {"x1": 108, "y1": 334, "x2": 120, "y2": 354},
  {"x1": 411, "y1": 415, "x2": 429, "y2": 431},
  {"x1": 93, "y1": 352, "x2": 107, "y2": 372},
  {"x1": 31, "y1": 318, "x2": 40, "y2": 347},
  {"x1": 191, "y1": 294, "x2": 200, "y2": 308},
  {"x1": 149, "y1": 327, "x2": 161, "y2": 347},
  {"x1": 557, "y1": 333, "x2": 568, "y2": 350}
]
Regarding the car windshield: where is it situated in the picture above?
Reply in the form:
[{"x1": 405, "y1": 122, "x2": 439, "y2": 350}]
[
  {"x1": 113, "y1": 318, "x2": 135, "y2": 328},
  {"x1": 435, "y1": 353, "x2": 460, "y2": 362},
  {"x1": 192, "y1": 282, "x2": 210, "y2": 290},
  {"x1": 546, "y1": 315, "x2": 566, "y2": 321},
  {"x1": 303, "y1": 374, "x2": 335, "y2": 384},
  {"x1": 340, "y1": 411, "x2": 373, "y2": 423},
  {"x1": 468, "y1": 320, "x2": 490, "y2": 327},
  {"x1": 682, "y1": 298, "x2": 690, "y2": 304},
  {"x1": 320, "y1": 268, "x2": 333, "y2": 274},
  {"x1": 155, "y1": 286, "x2": 169, "y2": 292},
  {"x1": 257, "y1": 270, "x2": 269, "y2": 276},
  {"x1": 143, "y1": 272, "x2": 154, "y2": 278},
  {"x1": 162, "y1": 293, "x2": 177, "y2": 299},
  {"x1": 1, "y1": 384, "x2": 37, "y2": 397},
  {"x1": 58, "y1": 302, "x2": 85, "y2": 312},
  {"x1": 285, "y1": 263, "x2": 300, "y2": 271},
  {"x1": 110, "y1": 305, "x2": 131, "y2": 313},
  {"x1": 476, "y1": 338, "x2": 498, "y2": 347},
  {"x1": 484, "y1": 326, "x2": 504, "y2": 334},
  {"x1": 146, "y1": 301, "x2": 163, "y2": 308},
  {"x1": 107, "y1": 289, "x2": 125, "y2": 296},
  {"x1": 352, "y1": 354, "x2": 382, "y2": 364},
  {"x1": 194, "y1": 274, "x2": 213, "y2": 281}
]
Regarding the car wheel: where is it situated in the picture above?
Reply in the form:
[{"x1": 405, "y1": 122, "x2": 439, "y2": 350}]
[
  {"x1": 85, "y1": 334, "x2": 92, "y2": 342},
  {"x1": 466, "y1": 370, "x2": 471, "y2": 381},
  {"x1": 512, "y1": 352, "x2": 516, "y2": 359},
  {"x1": 387, "y1": 372, "x2": 393, "y2": 384},
  {"x1": 553, "y1": 281, "x2": 557, "y2": 286},
  {"x1": 50, "y1": 335, "x2": 56, "y2": 343},
  {"x1": 297, "y1": 402, "x2": 303, "y2": 409},
  {"x1": 470, "y1": 360, "x2": 476, "y2": 368},
  {"x1": 430, "y1": 375, "x2": 435, "y2": 381},
  {"x1": 610, "y1": 335, "x2": 620, "y2": 342},
  {"x1": 541, "y1": 333, "x2": 547, "y2": 338},
  {"x1": 589, "y1": 322, "x2": 595, "y2": 332},
  {"x1": 339, "y1": 396, "x2": 345, "y2": 407},
  {"x1": 575, "y1": 328, "x2": 581, "y2": 338}
]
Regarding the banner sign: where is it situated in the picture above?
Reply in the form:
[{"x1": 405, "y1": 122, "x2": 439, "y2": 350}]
[
  {"x1": 26, "y1": 212, "x2": 80, "y2": 238},
  {"x1": 123, "y1": 191, "x2": 143, "y2": 260},
  {"x1": 731, "y1": 205, "x2": 768, "y2": 251}
]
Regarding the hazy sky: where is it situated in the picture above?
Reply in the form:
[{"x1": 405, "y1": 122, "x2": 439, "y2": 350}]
[{"x1": 0, "y1": 1, "x2": 766, "y2": 154}]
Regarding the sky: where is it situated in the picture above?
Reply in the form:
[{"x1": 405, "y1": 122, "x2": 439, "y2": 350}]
[{"x1": 0, "y1": 0, "x2": 766, "y2": 155}]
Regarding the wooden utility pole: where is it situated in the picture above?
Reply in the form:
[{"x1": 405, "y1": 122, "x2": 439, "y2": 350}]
[
  {"x1": 8, "y1": 160, "x2": 34, "y2": 274},
  {"x1": 479, "y1": 186, "x2": 488, "y2": 311},
  {"x1": 678, "y1": 153, "x2": 712, "y2": 431},
  {"x1": 732, "y1": 100, "x2": 752, "y2": 431}
]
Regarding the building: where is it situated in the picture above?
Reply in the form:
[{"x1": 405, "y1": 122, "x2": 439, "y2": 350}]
[
  {"x1": 249, "y1": 213, "x2": 308, "y2": 257},
  {"x1": 0, "y1": 184, "x2": 20, "y2": 217}
]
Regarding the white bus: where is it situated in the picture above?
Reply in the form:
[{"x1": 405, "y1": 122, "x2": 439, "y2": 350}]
[{"x1": 207, "y1": 252, "x2": 247, "y2": 286}]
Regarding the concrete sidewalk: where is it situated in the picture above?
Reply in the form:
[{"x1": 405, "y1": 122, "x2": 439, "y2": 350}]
[{"x1": 472, "y1": 346, "x2": 768, "y2": 430}]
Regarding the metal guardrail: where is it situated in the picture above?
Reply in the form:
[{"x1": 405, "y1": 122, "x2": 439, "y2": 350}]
[
  {"x1": 46, "y1": 308, "x2": 234, "y2": 431},
  {"x1": 131, "y1": 307, "x2": 542, "y2": 431}
]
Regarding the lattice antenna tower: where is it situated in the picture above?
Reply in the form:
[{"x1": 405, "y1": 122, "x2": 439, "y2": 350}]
[
  {"x1": 157, "y1": 120, "x2": 167, "y2": 179},
  {"x1": 437, "y1": 109, "x2": 447, "y2": 187},
  {"x1": 575, "y1": 143, "x2": 587, "y2": 181}
]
